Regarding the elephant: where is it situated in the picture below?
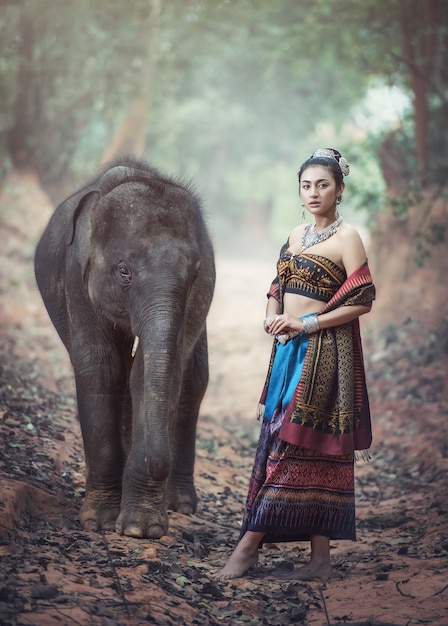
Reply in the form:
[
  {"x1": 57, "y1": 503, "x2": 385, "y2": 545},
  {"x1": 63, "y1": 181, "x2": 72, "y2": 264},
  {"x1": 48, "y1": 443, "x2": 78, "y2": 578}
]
[{"x1": 34, "y1": 158, "x2": 215, "y2": 539}]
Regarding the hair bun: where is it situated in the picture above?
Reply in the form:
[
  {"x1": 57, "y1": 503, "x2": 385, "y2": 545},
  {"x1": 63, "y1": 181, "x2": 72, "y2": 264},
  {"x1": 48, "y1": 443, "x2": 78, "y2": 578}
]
[
  {"x1": 337, "y1": 156, "x2": 350, "y2": 176},
  {"x1": 312, "y1": 148, "x2": 350, "y2": 176}
]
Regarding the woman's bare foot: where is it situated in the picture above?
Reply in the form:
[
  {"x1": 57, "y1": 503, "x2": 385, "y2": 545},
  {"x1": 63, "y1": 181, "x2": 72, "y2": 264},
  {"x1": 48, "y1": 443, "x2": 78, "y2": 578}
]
[
  {"x1": 278, "y1": 560, "x2": 333, "y2": 581},
  {"x1": 215, "y1": 531, "x2": 264, "y2": 580},
  {"x1": 215, "y1": 544, "x2": 258, "y2": 580},
  {"x1": 277, "y1": 534, "x2": 334, "y2": 581}
]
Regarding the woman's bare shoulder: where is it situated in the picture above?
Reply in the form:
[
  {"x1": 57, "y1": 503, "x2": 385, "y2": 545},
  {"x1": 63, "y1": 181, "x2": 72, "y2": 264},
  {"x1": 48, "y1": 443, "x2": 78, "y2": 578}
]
[
  {"x1": 288, "y1": 223, "x2": 307, "y2": 246},
  {"x1": 339, "y1": 221, "x2": 360, "y2": 236},
  {"x1": 338, "y1": 222, "x2": 368, "y2": 269}
]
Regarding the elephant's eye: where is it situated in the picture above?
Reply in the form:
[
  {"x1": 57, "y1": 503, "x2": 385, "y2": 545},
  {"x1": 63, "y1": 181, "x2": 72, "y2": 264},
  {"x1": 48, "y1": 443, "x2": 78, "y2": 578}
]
[{"x1": 116, "y1": 262, "x2": 132, "y2": 285}]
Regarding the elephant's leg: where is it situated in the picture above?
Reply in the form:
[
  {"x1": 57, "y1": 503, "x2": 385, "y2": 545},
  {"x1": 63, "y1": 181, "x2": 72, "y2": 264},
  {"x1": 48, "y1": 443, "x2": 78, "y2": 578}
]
[
  {"x1": 115, "y1": 458, "x2": 170, "y2": 539},
  {"x1": 115, "y1": 353, "x2": 170, "y2": 539},
  {"x1": 74, "y1": 351, "x2": 128, "y2": 532},
  {"x1": 167, "y1": 331, "x2": 209, "y2": 514}
]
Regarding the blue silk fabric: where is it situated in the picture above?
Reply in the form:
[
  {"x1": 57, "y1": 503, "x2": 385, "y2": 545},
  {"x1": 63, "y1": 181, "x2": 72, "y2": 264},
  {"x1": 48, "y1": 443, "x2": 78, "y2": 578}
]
[{"x1": 263, "y1": 330, "x2": 309, "y2": 421}]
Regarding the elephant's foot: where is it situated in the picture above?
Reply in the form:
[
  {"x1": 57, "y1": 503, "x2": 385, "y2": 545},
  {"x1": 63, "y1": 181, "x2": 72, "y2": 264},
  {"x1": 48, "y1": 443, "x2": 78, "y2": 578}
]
[
  {"x1": 79, "y1": 492, "x2": 121, "y2": 532},
  {"x1": 115, "y1": 507, "x2": 168, "y2": 539},
  {"x1": 167, "y1": 481, "x2": 198, "y2": 515}
]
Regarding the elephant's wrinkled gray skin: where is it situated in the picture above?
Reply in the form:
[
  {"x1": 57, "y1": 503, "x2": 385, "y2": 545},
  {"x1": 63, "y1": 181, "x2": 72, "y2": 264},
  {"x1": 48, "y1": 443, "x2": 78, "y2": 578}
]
[{"x1": 35, "y1": 158, "x2": 215, "y2": 539}]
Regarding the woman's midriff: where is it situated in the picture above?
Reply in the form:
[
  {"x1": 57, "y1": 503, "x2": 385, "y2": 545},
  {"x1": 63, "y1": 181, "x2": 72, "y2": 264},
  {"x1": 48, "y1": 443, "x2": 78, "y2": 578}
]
[{"x1": 283, "y1": 291, "x2": 326, "y2": 318}]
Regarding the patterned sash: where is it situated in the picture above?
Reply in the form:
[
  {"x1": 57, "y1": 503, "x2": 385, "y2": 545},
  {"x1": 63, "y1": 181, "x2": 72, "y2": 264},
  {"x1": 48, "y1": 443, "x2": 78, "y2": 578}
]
[{"x1": 260, "y1": 263, "x2": 375, "y2": 455}]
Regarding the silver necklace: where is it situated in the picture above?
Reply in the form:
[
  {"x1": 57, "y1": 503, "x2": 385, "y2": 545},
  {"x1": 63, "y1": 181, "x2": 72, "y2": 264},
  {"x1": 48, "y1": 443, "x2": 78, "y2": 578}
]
[{"x1": 301, "y1": 215, "x2": 343, "y2": 252}]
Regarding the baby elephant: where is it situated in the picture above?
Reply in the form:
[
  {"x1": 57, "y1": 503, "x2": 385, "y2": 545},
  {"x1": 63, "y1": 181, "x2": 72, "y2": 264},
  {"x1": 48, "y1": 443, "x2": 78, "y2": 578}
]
[{"x1": 35, "y1": 158, "x2": 215, "y2": 538}]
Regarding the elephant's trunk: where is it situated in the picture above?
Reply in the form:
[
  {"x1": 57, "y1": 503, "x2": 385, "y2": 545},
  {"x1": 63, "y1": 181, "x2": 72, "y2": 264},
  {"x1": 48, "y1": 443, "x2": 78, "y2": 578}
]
[{"x1": 134, "y1": 301, "x2": 185, "y2": 482}]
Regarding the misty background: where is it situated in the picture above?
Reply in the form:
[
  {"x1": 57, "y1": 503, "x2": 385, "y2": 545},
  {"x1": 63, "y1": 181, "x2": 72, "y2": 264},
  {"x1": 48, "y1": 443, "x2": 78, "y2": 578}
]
[{"x1": 1, "y1": 0, "x2": 446, "y2": 260}]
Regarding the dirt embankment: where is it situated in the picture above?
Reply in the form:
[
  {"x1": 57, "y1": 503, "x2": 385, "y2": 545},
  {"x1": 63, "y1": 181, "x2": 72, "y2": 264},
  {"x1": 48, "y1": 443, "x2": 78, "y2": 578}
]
[{"x1": 0, "y1": 172, "x2": 447, "y2": 626}]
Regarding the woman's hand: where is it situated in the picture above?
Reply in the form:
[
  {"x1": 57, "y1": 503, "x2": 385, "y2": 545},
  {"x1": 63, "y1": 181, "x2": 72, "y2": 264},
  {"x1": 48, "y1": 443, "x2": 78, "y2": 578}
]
[{"x1": 263, "y1": 313, "x2": 303, "y2": 336}]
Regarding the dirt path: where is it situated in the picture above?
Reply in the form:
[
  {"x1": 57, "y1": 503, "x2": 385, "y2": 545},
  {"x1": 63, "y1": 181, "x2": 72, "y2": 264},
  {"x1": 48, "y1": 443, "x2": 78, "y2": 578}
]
[{"x1": 0, "y1": 173, "x2": 447, "y2": 625}]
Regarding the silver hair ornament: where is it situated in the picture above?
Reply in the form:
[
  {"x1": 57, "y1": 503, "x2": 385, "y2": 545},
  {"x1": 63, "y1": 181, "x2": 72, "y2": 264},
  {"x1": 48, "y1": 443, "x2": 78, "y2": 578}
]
[{"x1": 312, "y1": 148, "x2": 350, "y2": 177}]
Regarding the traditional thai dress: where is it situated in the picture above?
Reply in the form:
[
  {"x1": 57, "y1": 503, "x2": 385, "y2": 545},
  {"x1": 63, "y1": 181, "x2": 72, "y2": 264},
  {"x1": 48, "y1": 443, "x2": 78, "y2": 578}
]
[{"x1": 241, "y1": 241, "x2": 375, "y2": 544}]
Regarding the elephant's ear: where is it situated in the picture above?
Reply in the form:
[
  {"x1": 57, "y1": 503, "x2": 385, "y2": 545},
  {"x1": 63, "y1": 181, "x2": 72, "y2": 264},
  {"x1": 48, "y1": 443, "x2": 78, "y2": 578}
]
[
  {"x1": 66, "y1": 189, "x2": 101, "y2": 282},
  {"x1": 66, "y1": 190, "x2": 101, "y2": 245}
]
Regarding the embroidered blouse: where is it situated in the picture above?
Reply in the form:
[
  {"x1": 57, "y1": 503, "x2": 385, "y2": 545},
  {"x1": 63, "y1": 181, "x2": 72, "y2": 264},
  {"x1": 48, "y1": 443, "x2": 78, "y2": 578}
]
[{"x1": 268, "y1": 240, "x2": 346, "y2": 304}]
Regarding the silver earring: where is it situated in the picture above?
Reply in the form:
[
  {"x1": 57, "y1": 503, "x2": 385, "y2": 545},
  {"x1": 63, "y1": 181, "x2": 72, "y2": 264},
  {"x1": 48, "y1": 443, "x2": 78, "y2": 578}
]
[
  {"x1": 334, "y1": 208, "x2": 340, "y2": 220},
  {"x1": 301, "y1": 203, "x2": 305, "y2": 220},
  {"x1": 336, "y1": 194, "x2": 343, "y2": 204}
]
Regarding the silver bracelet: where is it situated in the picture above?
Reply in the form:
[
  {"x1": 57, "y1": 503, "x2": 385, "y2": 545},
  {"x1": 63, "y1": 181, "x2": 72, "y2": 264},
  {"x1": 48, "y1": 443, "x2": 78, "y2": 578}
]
[{"x1": 302, "y1": 314, "x2": 320, "y2": 334}]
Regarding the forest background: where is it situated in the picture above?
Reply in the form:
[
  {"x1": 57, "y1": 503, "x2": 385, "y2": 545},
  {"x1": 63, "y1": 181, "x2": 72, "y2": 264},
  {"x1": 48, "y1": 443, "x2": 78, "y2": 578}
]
[{"x1": 1, "y1": 0, "x2": 446, "y2": 254}]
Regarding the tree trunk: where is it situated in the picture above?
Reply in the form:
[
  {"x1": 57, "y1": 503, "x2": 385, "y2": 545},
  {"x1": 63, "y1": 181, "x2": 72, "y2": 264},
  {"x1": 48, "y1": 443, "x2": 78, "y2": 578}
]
[
  {"x1": 7, "y1": 8, "x2": 37, "y2": 169},
  {"x1": 368, "y1": 189, "x2": 448, "y2": 333},
  {"x1": 101, "y1": 0, "x2": 164, "y2": 163},
  {"x1": 400, "y1": 0, "x2": 438, "y2": 180},
  {"x1": 101, "y1": 98, "x2": 150, "y2": 163}
]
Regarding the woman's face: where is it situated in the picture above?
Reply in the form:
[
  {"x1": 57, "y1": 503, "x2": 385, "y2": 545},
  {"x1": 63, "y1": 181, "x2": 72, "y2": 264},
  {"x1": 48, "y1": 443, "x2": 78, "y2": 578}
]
[{"x1": 299, "y1": 165, "x2": 344, "y2": 218}]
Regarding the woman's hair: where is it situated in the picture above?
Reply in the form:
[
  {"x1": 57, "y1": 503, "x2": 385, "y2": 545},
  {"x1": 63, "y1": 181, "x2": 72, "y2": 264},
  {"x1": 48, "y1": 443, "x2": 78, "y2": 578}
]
[{"x1": 297, "y1": 148, "x2": 349, "y2": 188}]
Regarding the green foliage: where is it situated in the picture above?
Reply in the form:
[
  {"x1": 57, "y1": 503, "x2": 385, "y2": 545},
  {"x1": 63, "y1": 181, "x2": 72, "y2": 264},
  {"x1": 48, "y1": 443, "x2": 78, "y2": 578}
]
[
  {"x1": 329, "y1": 0, "x2": 448, "y2": 184},
  {"x1": 339, "y1": 139, "x2": 386, "y2": 222},
  {"x1": 0, "y1": 0, "x2": 446, "y2": 249}
]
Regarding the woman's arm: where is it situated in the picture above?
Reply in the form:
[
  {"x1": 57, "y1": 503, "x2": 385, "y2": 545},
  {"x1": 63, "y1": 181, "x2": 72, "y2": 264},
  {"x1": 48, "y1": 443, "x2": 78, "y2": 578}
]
[
  {"x1": 266, "y1": 296, "x2": 280, "y2": 318},
  {"x1": 266, "y1": 302, "x2": 370, "y2": 337},
  {"x1": 340, "y1": 224, "x2": 369, "y2": 277},
  {"x1": 264, "y1": 296, "x2": 281, "y2": 334},
  {"x1": 313, "y1": 228, "x2": 372, "y2": 331},
  {"x1": 314, "y1": 303, "x2": 370, "y2": 329}
]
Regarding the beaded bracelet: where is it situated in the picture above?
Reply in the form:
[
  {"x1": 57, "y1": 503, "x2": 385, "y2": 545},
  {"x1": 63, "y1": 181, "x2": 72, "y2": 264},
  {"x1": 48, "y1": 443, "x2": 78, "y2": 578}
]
[{"x1": 302, "y1": 314, "x2": 320, "y2": 334}]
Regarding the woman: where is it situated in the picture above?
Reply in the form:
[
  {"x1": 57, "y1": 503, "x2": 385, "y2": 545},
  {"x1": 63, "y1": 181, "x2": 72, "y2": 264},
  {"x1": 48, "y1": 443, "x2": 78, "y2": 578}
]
[{"x1": 216, "y1": 148, "x2": 375, "y2": 581}]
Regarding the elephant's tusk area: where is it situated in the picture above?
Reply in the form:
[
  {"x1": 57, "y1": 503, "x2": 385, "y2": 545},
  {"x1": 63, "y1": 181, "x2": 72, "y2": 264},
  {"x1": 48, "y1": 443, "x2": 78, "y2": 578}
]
[{"x1": 131, "y1": 335, "x2": 140, "y2": 357}]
